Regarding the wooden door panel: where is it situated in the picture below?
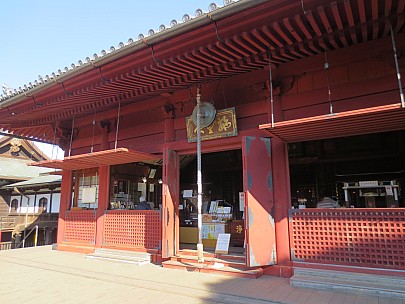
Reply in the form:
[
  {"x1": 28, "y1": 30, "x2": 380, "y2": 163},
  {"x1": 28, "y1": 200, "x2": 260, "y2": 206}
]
[
  {"x1": 243, "y1": 136, "x2": 276, "y2": 267},
  {"x1": 162, "y1": 148, "x2": 178, "y2": 258}
]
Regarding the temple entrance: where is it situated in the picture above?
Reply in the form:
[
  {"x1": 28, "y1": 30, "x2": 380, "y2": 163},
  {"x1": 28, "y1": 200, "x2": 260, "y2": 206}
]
[{"x1": 178, "y1": 149, "x2": 245, "y2": 256}]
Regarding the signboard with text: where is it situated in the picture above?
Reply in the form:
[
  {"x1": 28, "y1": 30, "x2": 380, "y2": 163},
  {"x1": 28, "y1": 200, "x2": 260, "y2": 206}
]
[{"x1": 186, "y1": 107, "x2": 238, "y2": 143}]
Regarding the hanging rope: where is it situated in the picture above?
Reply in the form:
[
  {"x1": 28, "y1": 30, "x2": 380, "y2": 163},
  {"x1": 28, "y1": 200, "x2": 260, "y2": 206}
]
[
  {"x1": 68, "y1": 114, "x2": 75, "y2": 157},
  {"x1": 301, "y1": 0, "x2": 308, "y2": 15},
  {"x1": 324, "y1": 52, "x2": 333, "y2": 114},
  {"x1": 268, "y1": 49, "x2": 275, "y2": 128},
  {"x1": 91, "y1": 108, "x2": 96, "y2": 153},
  {"x1": 114, "y1": 99, "x2": 121, "y2": 150},
  {"x1": 390, "y1": 25, "x2": 404, "y2": 108},
  {"x1": 52, "y1": 122, "x2": 57, "y2": 160}
]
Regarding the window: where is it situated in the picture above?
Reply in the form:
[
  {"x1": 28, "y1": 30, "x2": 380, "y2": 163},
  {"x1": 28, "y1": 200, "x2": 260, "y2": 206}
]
[
  {"x1": 10, "y1": 199, "x2": 18, "y2": 211},
  {"x1": 39, "y1": 197, "x2": 48, "y2": 210},
  {"x1": 72, "y1": 169, "x2": 99, "y2": 209}
]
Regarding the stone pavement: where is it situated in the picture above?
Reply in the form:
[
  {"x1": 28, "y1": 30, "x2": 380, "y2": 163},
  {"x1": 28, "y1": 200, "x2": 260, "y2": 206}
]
[{"x1": 0, "y1": 246, "x2": 403, "y2": 304}]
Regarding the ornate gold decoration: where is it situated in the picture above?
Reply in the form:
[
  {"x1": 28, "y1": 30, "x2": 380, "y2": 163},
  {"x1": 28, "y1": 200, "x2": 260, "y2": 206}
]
[
  {"x1": 10, "y1": 138, "x2": 22, "y2": 154},
  {"x1": 186, "y1": 107, "x2": 237, "y2": 142}
]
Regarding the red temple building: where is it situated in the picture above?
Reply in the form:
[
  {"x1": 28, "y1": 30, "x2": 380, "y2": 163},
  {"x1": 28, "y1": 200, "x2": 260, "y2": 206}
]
[{"x1": 0, "y1": 0, "x2": 404, "y2": 294}]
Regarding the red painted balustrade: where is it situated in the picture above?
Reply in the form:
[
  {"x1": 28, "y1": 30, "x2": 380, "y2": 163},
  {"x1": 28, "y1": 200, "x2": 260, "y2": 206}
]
[
  {"x1": 289, "y1": 209, "x2": 405, "y2": 270},
  {"x1": 103, "y1": 210, "x2": 161, "y2": 249},
  {"x1": 64, "y1": 210, "x2": 97, "y2": 244}
]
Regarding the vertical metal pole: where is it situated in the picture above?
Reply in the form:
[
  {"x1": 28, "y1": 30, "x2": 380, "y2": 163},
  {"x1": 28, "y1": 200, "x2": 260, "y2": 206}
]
[
  {"x1": 390, "y1": 25, "x2": 405, "y2": 108},
  {"x1": 196, "y1": 86, "x2": 204, "y2": 263}
]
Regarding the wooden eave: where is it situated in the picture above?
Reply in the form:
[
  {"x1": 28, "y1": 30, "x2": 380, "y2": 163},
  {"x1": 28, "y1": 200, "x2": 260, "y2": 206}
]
[
  {"x1": 259, "y1": 103, "x2": 405, "y2": 143},
  {"x1": 30, "y1": 148, "x2": 160, "y2": 170},
  {"x1": 0, "y1": 0, "x2": 404, "y2": 142}
]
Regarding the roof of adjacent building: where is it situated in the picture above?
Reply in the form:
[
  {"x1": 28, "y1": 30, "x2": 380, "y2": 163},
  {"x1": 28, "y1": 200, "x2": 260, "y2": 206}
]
[
  {"x1": 0, "y1": 157, "x2": 53, "y2": 180},
  {"x1": 3, "y1": 174, "x2": 61, "y2": 188}
]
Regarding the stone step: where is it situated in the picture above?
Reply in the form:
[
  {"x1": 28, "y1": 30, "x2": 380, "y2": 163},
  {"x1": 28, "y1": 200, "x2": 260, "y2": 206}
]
[
  {"x1": 177, "y1": 249, "x2": 245, "y2": 262},
  {"x1": 94, "y1": 248, "x2": 151, "y2": 260},
  {"x1": 85, "y1": 249, "x2": 151, "y2": 265},
  {"x1": 162, "y1": 260, "x2": 263, "y2": 279},
  {"x1": 293, "y1": 267, "x2": 405, "y2": 286},
  {"x1": 291, "y1": 268, "x2": 405, "y2": 299},
  {"x1": 171, "y1": 254, "x2": 246, "y2": 268}
]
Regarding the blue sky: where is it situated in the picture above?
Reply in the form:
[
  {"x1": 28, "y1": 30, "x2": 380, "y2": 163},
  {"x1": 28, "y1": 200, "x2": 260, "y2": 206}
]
[
  {"x1": 0, "y1": 0, "x2": 218, "y2": 90},
  {"x1": 1, "y1": 0, "x2": 217, "y2": 158}
]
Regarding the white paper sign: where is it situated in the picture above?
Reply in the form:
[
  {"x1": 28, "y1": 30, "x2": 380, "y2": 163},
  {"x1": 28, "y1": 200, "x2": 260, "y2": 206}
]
[
  {"x1": 385, "y1": 186, "x2": 393, "y2": 196},
  {"x1": 183, "y1": 189, "x2": 193, "y2": 198},
  {"x1": 359, "y1": 181, "x2": 379, "y2": 187},
  {"x1": 81, "y1": 187, "x2": 97, "y2": 204},
  {"x1": 138, "y1": 182, "x2": 146, "y2": 192},
  {"x1": 239, "y1": 192, "x2": 245, "y2": 212},
  {"x1": 215, "y1": 233, "x2": 231, "y2": 254}
]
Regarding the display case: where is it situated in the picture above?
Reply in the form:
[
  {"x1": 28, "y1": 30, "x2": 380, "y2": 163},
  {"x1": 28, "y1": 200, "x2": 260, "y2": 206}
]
[
  {"x1": 110, "y1": 178, "x2": 140, "y2": 210},
  {"x1": 342, "y1": 180, "x2": 400, "y2": 208}
]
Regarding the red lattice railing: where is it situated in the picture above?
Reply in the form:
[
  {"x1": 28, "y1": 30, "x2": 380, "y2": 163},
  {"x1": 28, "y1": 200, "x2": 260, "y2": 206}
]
[
  {"x1": 103, "y1": 210, "x2": 161, "y2": 249},
  {"x1": 289, "y1": 209, "x2": 405, "y2": 270},
  {"x1": 64, "y1": 210, "x2": 96, "y2": 244}
]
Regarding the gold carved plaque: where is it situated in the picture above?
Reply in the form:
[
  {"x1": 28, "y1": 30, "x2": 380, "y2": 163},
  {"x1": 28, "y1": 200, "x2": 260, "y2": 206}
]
[{"x1": 186, "y1": 107, "x2": 238, "y2": 143}]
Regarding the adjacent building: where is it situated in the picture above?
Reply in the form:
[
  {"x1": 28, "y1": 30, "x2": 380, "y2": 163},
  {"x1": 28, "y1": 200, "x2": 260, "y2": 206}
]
[{"x1": 0, "y1": 136, "x2": 60, "y2": 249}]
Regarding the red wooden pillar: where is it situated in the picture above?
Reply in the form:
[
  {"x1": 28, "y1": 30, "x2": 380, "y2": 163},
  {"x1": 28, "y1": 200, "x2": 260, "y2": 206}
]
[
  {"x1": 57, "y1": 169, "x2": 73, "y2": 244},
  {"x1": 271, "y1": 137, "x2": 292, "y2": 276},
  {"x1": 95, "y1": 165, "x2": 110, "y2": 247},
  {"x1": 0, "y1": 230, "x2": 2, "y2": 242},
  {"x1": 161, "y1": 118, "x2": 177, "y2": 258}
]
